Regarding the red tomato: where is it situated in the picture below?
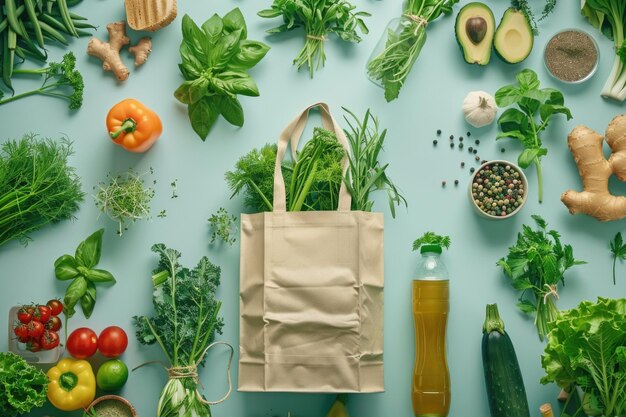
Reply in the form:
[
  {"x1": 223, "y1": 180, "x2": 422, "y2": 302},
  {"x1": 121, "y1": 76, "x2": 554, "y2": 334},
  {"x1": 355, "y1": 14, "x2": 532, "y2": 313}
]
[
  {"x1": 46, "y1": 299, "x2": 63, "y2": 316},
  {"x1": 98, "y1": 326, "x2": 128, "y2": 358},
  {"x1": 45, "y1": 315, "x2": 62, "y2": 332},
  {"x1": 17, "y1": 306, "x2": 33, "y2": 324},
  {"x1": 26, "y1": 339, "x2": 42, "y2": 352},
  {"x1": 35, "y1": 305, "x2": 51, "y2": 323},
  {"x1": 67, "y1": 327, "x2": 98, "y2": 359},
  {"x1": 13, "y1": 324, "x2": 29, "y2": 343},
  {"x1": 40, "y1": 330, "x2": 60, "y2": 350},
  {"x1": 27, "y1": 321, "x2": 44, "y2": 339}
]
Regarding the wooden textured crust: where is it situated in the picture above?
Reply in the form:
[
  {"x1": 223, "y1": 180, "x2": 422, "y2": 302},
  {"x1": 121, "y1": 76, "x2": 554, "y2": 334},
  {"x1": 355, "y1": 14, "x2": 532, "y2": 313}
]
[{"x1": 125, "y1": 0, "x2": 177, "y2": 32}]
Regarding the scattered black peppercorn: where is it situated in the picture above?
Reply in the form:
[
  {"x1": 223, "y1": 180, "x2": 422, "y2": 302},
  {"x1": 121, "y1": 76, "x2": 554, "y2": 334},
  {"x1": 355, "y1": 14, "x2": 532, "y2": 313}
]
[
  {"x1": 481, "y1": 159, "x2": 487, "y2": 164},
  {"x1": 461, "y1": 162, "x2": 465, "y2": 168},
  {"x1": 475, "y1": 155, "x2": 480, "y2": 161},
  {"x1": 467, "y1": 132, "x2": 471, "y2": 137},
  {"x1": 449, "y1": 135, "x2": 454, "y2": 140},
  {"x1": 437, "y1": 129, "x2": 442, "y2": 135},
  {"x1": 450, "y1": 143, "x2": 454, "y2": 148},
  {"x1": 459, "y1": 143, "x2": 464, "y2": 149},
  {"x1": 468, "y1": 146, "x2": 474, "y2": 152},
  {"x1": 459, "y1": 137, "x2": 464, "y2": 142},
  {"x1": 470, "y1": 167, "x2": 475, "y2": 173},
  {"x1": 473, "y1": 149, "x2": 478, "y2": 154},
  {"x1": 501, "y1": 148, "x2": 506, "y2": 153},
  {"x1": 442, "y1": 180, "x2": 446, "y2": 187},
  {"x1": 433, "y1": 140, "x2": 438, "y2": 145},
  {"x1": 454, "y1": 180, "x2": 459, "y2": 186},
  {"x1": 475, "y1": 139, "x2": 480, "y2": 145}
]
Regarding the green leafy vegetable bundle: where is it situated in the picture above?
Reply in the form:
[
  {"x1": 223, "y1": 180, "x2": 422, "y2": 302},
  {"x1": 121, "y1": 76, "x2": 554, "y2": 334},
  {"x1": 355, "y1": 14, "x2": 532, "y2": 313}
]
[
  {"x1": 495, "y1": 69, "x2": 572, "y2": 203},
  {"x1": 366, "y1": 0, "x2": 458, "y2": 102},
  {"x1": 258, "y1": 0, "x2": 370, "y2": 78},
  {"x1": 497, "y1": 215, "x2": 585, "y2": 341},
  {"x1": 541, "y1": 298, "x2": 626, "y2": 417},
  {"x1": 581, "y1": 0, "x2": 626, "y2": 101},
  {"x1": 0, "y1": 352, "x2": 48, "y2": 417},
  {"x1": 0, "y1": 134, "x2": 84, "y2": 247},
  {"x1": 174, "y1": 9, "x2": 270, "y2": 140},
  {"x1": 134, "y1": 244, "x2": 224, "y2": 417}
]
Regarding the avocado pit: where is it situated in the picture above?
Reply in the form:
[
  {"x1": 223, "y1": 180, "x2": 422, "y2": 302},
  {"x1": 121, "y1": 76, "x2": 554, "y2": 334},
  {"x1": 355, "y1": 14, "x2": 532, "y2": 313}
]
[{"x1": 466, "y1": 17, "x2": 487, "y2": 44}]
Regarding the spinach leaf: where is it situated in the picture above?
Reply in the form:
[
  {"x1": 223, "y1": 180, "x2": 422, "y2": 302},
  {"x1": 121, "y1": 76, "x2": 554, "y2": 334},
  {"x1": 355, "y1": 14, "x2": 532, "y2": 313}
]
[{"x1": 175, "y1": 10, "x2": 269, "y2": 141}]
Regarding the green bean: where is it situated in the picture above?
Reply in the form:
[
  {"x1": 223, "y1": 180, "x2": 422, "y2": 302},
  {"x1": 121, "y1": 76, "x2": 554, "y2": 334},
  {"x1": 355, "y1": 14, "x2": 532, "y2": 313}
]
[
  {"x1": 23, "y1": 0, "x2": 45, "y2": 47},
  {"x1": 36, "y1": 20, "x2": 68, "y2": 44},
  {"x1": 17, "y1": 32, "x2": 46, "y2": 61},
  {"x1": 71, "y1": 21, "x2": 96, "y2": 29},
  {"x1": 14, "y1": 45, "x2": 26, "y2": 60},
  {"x1": 38, "y1": 13, "x2": 66, "y2": 33},
  {"x1": 8, "y1": 27, "x2": 17, "y2": 50},
  {"x1": 1, "y1": 5, "x2": 26, "y2": 33},
  {"x1": 65, "y1": 0, "x2": 82, "y2": 6},
  {"x1": 46, "y1": 0, "x2": 53, "y2": 15},
  {"x1": 68, "y1": 12, "x2": 87, "y2": 21},
  {"x1": 55, "y1": 0, "x2": 77, "y2": 36},
  {"x1": 5, "y1": 0, "x2": 25, "y2": 37},
  {"x1": 74, "y1": 28, "x2": 91, "y2": 37}
]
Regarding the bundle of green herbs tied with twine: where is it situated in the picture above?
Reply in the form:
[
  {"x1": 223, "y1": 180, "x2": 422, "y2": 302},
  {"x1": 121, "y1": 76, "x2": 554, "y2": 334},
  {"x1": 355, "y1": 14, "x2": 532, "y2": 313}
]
[
  {"x1": 133, "y1": 244, "x2": 233, "y2": 417},
  {"x1": 366, "y1": 0, "x2": 459, "y2": 102}
]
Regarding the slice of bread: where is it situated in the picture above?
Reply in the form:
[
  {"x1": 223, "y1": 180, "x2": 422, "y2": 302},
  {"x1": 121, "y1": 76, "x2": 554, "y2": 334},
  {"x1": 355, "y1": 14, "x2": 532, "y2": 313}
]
[{"x1": 125, "y1": 0, "x2": 177, "y2": 32}]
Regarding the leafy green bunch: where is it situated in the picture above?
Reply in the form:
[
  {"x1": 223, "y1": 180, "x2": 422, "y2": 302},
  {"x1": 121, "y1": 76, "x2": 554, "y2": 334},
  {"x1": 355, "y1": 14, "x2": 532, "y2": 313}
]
[
  {"x1": 134, "y1": 244, "x2": 223, "y2": 417},
  {"x1": 512, "y1": 0, "x2": 557, "y2": 34},
  {"x1": 366, "y1": 0, "x2": 458, "y2": 102},
  {"x1": 0, "y1": 352, "x2": 47, "y2": 417},
  {"x1": 541, "y1": 298, "x2": 626, "y2": 417},
  {"x1": 208, "y1": 207, "x2": 238, "y2": 246},
  {"x1": 497, "y1": 215, "x2": 585, "y2": 341},
  {"x1": 0, "y1": 134, "x2": 83, "y2": 247},
  {"x1": 258, "y1": 0, "x2": 370, "y2": 77},
  {"x1": 495, "y1": 69, "x2": 572, "y2": 203},
  {"x1": 581, "y1": 0, "x2": 626, "y2": 101},
  {"x1": 0, "y1": 52, "x2": 84, "y2": 109},
  {"x1": 54, "y1": 229, "x2": 116, "y2": 319},
  {"x1": 174, "y1": 9, "x2": 270, "y2": 140},
  {"x1": 226, "y1": 128, "x2": 344, "y2": 212},
  {"x1": 412, "y1": 232, "x2": 451, "y2": 252}
]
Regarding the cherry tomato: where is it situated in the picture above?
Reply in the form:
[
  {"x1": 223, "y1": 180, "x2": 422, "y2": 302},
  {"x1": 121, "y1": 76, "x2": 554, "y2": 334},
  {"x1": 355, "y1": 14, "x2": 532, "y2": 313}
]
[
  {"x1": 27, "y1": 321, "x2": 44, "y2": 339},
  {"x1": 97, "y1": 326, "x2": 128, "y2": 358},
  {"x1": 17, "y1": 305, "x2": 33, "y2": 324},
  {"x1": 36, "y1": 305, "x2": 51, "y2": 323},
  {"x1": 46, "y1": 299, "x2": 63, "y2": 316},
  {"x1": 13, "y1": 324, "x2": 29, "y2": 343},
  {"x1": 67, "y1": 327, "x2": 98, "y2": 359},
  {"x1": 45, "y1": 315, "x2": 62, "y2": 332},
  {"x1": 26, "y1": 339, "x2": 42, "y2": 352},
  {"x1": 40, "y1": 330, "x2": 60, "y2": 350}
]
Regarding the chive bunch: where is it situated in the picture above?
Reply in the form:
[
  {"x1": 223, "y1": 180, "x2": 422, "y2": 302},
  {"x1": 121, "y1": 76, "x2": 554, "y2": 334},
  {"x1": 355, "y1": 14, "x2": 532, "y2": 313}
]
[{"x1": 471, "y1": 163, "x2": 525, "y2": 217}]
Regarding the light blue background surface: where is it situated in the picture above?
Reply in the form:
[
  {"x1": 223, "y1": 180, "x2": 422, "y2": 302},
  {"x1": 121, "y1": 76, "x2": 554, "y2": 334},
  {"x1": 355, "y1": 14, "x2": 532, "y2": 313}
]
[{"x1": 1, "y1": 0, "x2": 625, "y2": 416}]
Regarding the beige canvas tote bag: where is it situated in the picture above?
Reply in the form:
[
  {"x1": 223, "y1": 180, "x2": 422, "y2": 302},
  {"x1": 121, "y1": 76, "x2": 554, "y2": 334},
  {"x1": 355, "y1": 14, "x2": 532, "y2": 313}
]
[{"x1": 238, "y1": 102, "x2": 384, "y2": 393}]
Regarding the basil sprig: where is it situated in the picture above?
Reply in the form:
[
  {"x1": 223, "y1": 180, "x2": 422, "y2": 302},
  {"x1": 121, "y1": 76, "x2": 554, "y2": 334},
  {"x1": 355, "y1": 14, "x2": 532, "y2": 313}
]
[
  {"x1": 54, "y1": 228, "x2": 116, "y2": 318},
  {"x1": 174, "y1": 8, "x2": 270, "y2": 140}
]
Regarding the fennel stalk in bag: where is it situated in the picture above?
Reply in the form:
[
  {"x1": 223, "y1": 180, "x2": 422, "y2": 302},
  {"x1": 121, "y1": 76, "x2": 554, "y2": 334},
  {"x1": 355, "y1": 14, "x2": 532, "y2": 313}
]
[
  {"x1": 134, "y1": 244, "x2": 230, "y2": 417},
  {"x1": 367, "y1": 0, "x2": 458, "y2": 102}
]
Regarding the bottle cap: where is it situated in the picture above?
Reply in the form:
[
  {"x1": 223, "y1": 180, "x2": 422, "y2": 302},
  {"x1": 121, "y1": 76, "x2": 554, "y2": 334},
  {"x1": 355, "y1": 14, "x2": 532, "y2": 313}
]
[{"x1": 420, "y1": 244, "x2": 442, "y2": 254}]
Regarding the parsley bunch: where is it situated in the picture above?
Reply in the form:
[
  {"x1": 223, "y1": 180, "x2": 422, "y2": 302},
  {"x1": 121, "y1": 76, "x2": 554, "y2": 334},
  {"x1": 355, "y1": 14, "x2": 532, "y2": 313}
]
[{"x1": 497, "y1": 215, "x2": 585, "y2": 341}]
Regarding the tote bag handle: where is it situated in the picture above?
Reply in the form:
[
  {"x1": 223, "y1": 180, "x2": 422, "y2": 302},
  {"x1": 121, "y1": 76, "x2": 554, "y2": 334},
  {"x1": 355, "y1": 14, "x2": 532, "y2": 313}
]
[{"x1": 272, "y1": 102, "x2": 352, "y2": 213}]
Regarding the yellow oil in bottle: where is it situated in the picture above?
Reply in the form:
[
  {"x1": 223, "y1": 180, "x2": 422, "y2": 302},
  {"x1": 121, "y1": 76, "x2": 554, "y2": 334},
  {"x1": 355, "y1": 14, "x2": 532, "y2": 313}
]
[{"x1": 412, "y1": 279, "x2": 450, "y2": 417}]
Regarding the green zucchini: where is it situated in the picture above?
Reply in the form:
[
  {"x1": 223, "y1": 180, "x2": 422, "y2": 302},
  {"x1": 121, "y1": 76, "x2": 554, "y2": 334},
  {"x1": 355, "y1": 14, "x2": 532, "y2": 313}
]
[{"x1": 482, "y1": 304, "x2": 530, "y2": 417}]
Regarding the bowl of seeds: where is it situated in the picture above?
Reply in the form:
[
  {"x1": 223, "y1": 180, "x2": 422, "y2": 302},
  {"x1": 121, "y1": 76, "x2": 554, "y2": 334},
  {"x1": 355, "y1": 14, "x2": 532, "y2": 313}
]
[
  {"x1": 469, "y1": 160, "x2": 528, "y2": 220},
  {"x1": 544, "y1": 29, "x2": 599, "y2": 84},
  {"x1": 84, "y1": 395, "x2": 137, "y2": 417}
]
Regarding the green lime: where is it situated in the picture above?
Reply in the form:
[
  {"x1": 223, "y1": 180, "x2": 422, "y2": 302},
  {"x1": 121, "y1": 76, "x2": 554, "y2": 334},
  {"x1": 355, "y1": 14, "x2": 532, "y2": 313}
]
[{"x1": 97, "y1": 359, "x2": 128, "y2": 391}]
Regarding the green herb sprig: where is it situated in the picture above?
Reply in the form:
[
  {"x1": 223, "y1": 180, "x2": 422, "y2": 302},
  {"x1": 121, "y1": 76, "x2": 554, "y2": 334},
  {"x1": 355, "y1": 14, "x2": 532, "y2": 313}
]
[
  {"x1": 54, "y1": 229, "x2": 116, "y2": 319},
  {"x1": 208, "y1": 207, "x2": 238, "y2": 246},
  {"x1": 412, "y1": 232, "x2": 451, "y2": 252},
  {"x1": 342, "y1": 108, "x2": 406, "y2": 217},
  {"x1": 512, "y1": 0, "x2": 558, "y2": 34},
  {"x1": 497, "y1": 215, "x2": 585, "y2": 341},
  {"x1": 0, "y1": 134, "x2": 84, "y2": 247},
  {"x1": 610, "y1": 232, "x2": 626, "y2": 285},
  {"x1": 366, "y1": 0, "x2": 458, "y2": 102},
  {"x1": 495, "y1": 69, "x2": 572, "y2": 203},
  {"x1": 94, "y1": 169, "x2": 155, "y2": 236},
  {"x1": 258, "y1": 0, "x2": 370, "y2": 78},
  {"x1": 174, "y1": 9, "x2": 270, "y2": 140}
]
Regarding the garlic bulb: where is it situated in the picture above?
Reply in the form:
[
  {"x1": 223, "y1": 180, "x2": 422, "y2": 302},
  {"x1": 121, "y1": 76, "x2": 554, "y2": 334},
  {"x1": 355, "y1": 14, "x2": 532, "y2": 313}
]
[{"x1": 463, "y1": 91, "x2": 497, "y2": 128}]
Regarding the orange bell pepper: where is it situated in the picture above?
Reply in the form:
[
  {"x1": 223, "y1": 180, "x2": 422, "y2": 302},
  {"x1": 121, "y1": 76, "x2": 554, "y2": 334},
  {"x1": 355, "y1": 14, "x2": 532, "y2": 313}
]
[{"x1": 107, "y1": 98, "x2": 162, "y2": 152}]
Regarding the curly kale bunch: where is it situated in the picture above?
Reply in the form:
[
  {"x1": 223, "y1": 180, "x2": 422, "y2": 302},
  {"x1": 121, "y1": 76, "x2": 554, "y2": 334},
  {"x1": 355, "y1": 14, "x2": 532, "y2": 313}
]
[{"x1": 0, "y1": 352, "x2": 48, "y2": 417}]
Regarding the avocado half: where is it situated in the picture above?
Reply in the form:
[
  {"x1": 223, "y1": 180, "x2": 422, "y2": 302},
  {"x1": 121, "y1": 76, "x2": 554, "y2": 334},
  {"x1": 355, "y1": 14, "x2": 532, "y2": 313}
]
[
  {"x1": 494, "y1": 8, "x2": 533, "y2": 64},
  {"x1": 455, "y1": 2, "x2": 495, "y2": 65}
]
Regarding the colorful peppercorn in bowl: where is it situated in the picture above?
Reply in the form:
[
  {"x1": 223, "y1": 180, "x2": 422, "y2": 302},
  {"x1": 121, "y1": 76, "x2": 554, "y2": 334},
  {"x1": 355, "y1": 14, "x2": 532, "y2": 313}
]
[{"x1": 469, "y1": 160, "x2": 528, "y2": 219}]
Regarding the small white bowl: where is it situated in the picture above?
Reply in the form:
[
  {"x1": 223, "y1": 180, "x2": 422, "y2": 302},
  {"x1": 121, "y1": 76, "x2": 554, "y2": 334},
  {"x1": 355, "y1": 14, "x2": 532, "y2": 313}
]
[
  {"x1": 468, "y1": 160, "x2": 528, "y2": 220},
  {"x1": 544, "y1": 28, "x2": 599, "y2": 84}
]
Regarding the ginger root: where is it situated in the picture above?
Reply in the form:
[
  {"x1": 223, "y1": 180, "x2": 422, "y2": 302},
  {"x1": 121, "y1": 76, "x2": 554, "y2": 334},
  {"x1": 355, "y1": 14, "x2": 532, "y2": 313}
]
[
  {"x1": 561, "y1": 114, "x2": 626, "y2": 221},
  {"x1": 87, "y1": 22, "x2": 131, "y2": 81},
  {"x1": 128, "y1": 37, "x2": 152, "y2": 66}
]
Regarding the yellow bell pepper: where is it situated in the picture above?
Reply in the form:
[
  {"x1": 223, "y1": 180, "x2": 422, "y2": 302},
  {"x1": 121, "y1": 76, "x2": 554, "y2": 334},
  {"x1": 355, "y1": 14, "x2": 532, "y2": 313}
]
[{"x1": 47, "y1": 358, "x2": 96, "y2": 411}]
